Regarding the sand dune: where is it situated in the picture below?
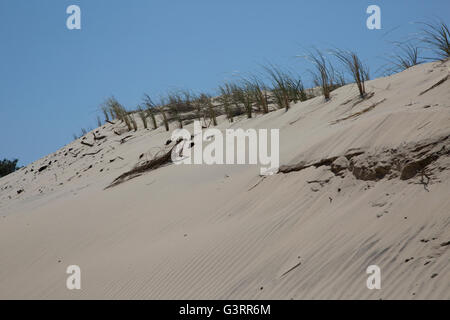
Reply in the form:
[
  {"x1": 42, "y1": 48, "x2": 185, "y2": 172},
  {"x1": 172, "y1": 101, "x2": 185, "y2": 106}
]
[{"x1": 0, "y1": 60, "x2": 449, "y2": 299}]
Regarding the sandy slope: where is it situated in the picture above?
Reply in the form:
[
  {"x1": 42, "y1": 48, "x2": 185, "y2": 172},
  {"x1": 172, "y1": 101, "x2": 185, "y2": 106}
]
[{"x1": 0, "y1": 60, "x2": 449, "y2": 299}]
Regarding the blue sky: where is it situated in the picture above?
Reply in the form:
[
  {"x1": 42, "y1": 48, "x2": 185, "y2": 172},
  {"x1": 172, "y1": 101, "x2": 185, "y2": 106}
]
[{"x1": 1, "y1": 0, "x2": 449, "y2": 166}]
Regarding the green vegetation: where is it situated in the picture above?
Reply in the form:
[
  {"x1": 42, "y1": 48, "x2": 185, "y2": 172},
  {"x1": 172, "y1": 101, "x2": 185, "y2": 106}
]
[{"x1": 0, "y1": 158, "x2": 19, "y2": 178}]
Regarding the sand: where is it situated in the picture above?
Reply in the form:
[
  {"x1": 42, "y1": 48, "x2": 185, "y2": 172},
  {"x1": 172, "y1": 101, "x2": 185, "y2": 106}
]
[{"x1": 0, "y1": 60, "x2": 449, "y2": 299}]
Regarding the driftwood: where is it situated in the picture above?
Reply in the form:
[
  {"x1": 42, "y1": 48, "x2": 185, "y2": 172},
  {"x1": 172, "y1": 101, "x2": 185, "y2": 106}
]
[
  {"x1": 82, "y1": 149, "x2": 103, "y2": 157},
  {"x1": 106, "y1": 120, "x2": 115, "y2": 125},
  {"x1": 93, "y1": 133, "x2": 106, "y2": 140},
  {"x1": 81, "y1": 141, "x2": 94, "y2": 147},
  {"x1": 109, "y1": 156, "x2": 124, "y2": 163},
  {"x1": 307, "y1": 178, "x2": 331, "y2": 187},
  {"x1": 119, "y1": 135, "x2": 133, "y2": 144}
]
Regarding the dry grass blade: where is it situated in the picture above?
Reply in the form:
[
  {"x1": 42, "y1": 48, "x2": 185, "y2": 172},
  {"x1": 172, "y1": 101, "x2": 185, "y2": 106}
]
[{"x1": 419, "y1": 75, "x2": 449, "y2": 96}]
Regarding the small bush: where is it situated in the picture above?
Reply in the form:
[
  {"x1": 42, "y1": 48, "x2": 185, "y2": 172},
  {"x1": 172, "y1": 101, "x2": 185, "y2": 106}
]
[{"x1": 0, "y1": 158, "x2": 19, "y2": 178}]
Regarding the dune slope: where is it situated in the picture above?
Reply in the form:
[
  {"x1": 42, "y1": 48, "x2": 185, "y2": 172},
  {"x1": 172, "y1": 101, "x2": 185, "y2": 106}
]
[{"x1": 0, "y1": 60, "x2": 449, "y2": 299}]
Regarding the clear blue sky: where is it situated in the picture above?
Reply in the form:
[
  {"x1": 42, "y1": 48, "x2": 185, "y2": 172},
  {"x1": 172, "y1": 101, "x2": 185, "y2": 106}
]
[{"x1": 1, "y1": 0, "x2": 449, "y2": 166}]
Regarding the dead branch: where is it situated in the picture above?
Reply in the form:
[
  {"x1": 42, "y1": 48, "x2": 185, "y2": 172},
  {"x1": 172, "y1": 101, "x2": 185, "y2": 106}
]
[{"x1": 105, "y1": 141, "x2": 182, "y2": 189}]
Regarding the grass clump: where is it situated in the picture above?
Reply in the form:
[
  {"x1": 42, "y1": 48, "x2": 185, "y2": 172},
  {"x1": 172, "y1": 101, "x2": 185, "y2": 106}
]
[
  {"x1": 421, "y1": 21, "x2": 450, "y2": 60},
  {"x1": 387, "y1": 43, "x2": 422, "y2": 73},
  {"x1": 200, "y1": 93, "x2": 217, "y2": 126},
  {"x1": 231, "y1": 83, "x2": 253, "y2": 118},
  {"x1": 101, "y1": 104, "x2": 110, "y2": 123},
  {"x1": 143, "y1": 94, "x2": 158, "y2": 130},
  {"x1": 166, "y1": 91, "x2": 190, "y2": 129},
  {"x1": 264, "y1": 64, "x2": 307, "y2": 110},
  {"x1": 332, "y1": 49, "x2": 369, "y2": 98},
  {"x1": 130, "y1": 114, "x2": 138, "y2": 131},
  {"x1": 303, "y1": 49, "x2": 336, "y2": 101},
  {"x1": 263, "y1": 65, "x2": 290, "y2": 111},
  {"x1": 105, "y1": 96, "x2": 133, "y2": 131},
  {"x1": 137, "y1": 105, "x2": 148, "y2": 129},
  {"x1": 217, "y1": 83, "x2": 235, "y2": 122},
  {"x1": 244, "y1": 75, "x2": 270, "y2": 114},
  {"x1": 144, "y1": 93, "x2": 169, "y2": 131}
]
